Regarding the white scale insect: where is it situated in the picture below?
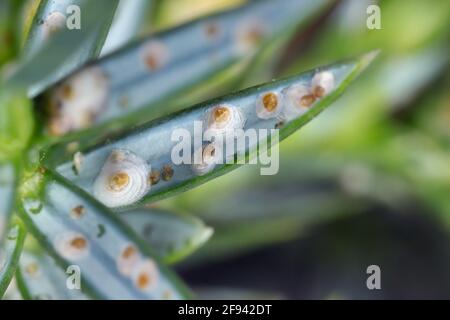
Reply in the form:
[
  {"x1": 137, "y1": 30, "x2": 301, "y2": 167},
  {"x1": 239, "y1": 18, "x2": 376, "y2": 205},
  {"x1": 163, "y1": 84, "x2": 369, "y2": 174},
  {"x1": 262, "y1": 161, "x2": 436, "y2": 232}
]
[
  {"x1": 256, "y1": 71, "x2": 336, "y2": 122},
  {"x1": 93, "y1": 149, "x2": 150, "y2": 208}
]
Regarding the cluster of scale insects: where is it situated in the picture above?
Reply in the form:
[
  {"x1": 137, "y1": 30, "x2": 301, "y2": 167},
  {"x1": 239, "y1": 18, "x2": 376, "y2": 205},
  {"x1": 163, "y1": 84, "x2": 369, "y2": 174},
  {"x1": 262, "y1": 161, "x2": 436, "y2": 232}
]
[
  {"x1": 28, "y1": 6, "x2": 336, "y2": 296},
  {"x1": 69, "y1": 70, "x2": 335, "y2": 209},
  {"x1": 50, "y1": 67, "x2": 334, "y2": 294},
  {"x1": 47, "y1": 17, "x2": 268, "y2": 136}
]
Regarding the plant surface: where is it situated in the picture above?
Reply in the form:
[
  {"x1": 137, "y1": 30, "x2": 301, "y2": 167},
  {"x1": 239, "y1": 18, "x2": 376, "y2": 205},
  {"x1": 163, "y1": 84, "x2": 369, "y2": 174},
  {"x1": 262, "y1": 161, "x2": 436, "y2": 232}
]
[{"x1": 0, "y1": 0, "x2": 386, "y2": 300}]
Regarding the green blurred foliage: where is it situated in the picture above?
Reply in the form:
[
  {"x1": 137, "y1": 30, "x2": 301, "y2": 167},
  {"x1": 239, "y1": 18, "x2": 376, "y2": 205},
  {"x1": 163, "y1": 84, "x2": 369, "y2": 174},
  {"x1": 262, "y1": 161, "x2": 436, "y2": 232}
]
[
  {"x1": 0, "y1": 0, "x2": 24, "y2": 66},
  {"x1": 156, "y1": 0, "x2": 450, "y2": 263},
  {"x1": 0, "y1": 0, "x2": 448, "y2": 297},
  {"x1": 0, "y1": 89, "x2": 33, "y2": 161},
  {"x1": 152, "y1": 0, "x2": 246, "y2": 29},
  {"x1": 276, "y1": 0, "x2": 450, "y2": 220}
]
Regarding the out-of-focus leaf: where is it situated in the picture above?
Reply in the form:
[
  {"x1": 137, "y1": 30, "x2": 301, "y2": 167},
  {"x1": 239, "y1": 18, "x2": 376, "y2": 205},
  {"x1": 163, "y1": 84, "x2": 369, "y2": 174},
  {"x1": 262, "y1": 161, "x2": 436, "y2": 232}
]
[
  {"x1": 184, "y1": 186, "x2": 362, "y2": 265},
  {"x1": 101, "y1": 0, "x2": 154, "y2": 56},
  {"x1": 2, "y1": 277, "x2": 22, "y2": 300},
  {"x1": 16, "y1": 250, "x2": 89, "y2": 300},
  {"x1": 21, "y1": 0, "x2": 42, "y2": 46},
  {"x1": 379, "y1": 133, "x2": 450, "y2": 224},
  {"x1": 24, "y1": 0, "x2": 102, "y2": 57},
  {"x1": 6, "y1": 0, "x2": 119, "y2": 97},
  {"x1": 414, "y1": 71, "x2": 450, "y2": 142},
  {"x1": 281, "y1": 41, "x2": 450, "y2": 219},
  {"x1": 152, "y1": 0, "x2": 246, "y2": 30},
  {"x1": 0, "y1": 88, "x2": 33, "y2": 161},
  {"x1": 237, "y1": 0, "x2": 335, "y2": 88},
  {"x1": 0, "y1": 89, "x2": 28, "y2": 244},
  {"x1": 0, "y1": 162, "x2": 18, "y2": 243},
  {"x1": 120, "y1": 208, "x2": 213, "y2": 264},
  {"x1": 47, "y1": 52, "x2": 377, "y2": 210},
  {"x1": 0, "y1": 0, "x2": 23, "y2": 66},
  {"x1": 40, "y1": 0, "x2": 332, "y2": 137},
  {"x1": 180, "y1": 180, "x2": 361, "y2": 225},
  {"x1": 0, "y1": 222, "x2": 26, "y2": 298},
  {"x1": 377, "y1": 47, "x2": 449, "y2": 109},
  {"x1": 286, "y1": 0, "x2": 450, "y2": 77},
  {"x1": 17, "y1": 172, "x2": 192, "y2": 299}
]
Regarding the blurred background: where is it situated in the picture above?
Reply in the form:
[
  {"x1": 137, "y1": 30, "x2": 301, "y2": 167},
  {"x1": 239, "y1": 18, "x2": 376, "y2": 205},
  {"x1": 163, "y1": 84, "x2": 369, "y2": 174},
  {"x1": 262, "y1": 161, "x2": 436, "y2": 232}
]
[
  {"x1": 2, "y1": 0, "x2": 449, "y2": 299},
  {"x1": 151, "y1": 0, "x2": 450, "y2": 299}
]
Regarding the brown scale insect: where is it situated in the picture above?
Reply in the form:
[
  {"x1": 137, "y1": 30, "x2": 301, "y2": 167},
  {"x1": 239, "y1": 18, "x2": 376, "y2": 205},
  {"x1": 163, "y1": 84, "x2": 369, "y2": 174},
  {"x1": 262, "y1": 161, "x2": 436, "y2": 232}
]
[
  {"x1": 161, "y1": 165, "x2": 174, "y2": 181},
  {"x1": 70, "y1": 205, "x2": 86, "y2": 219},
  {"x1": 149, "y1": 170, "x2": 161, "y2": 186}
]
